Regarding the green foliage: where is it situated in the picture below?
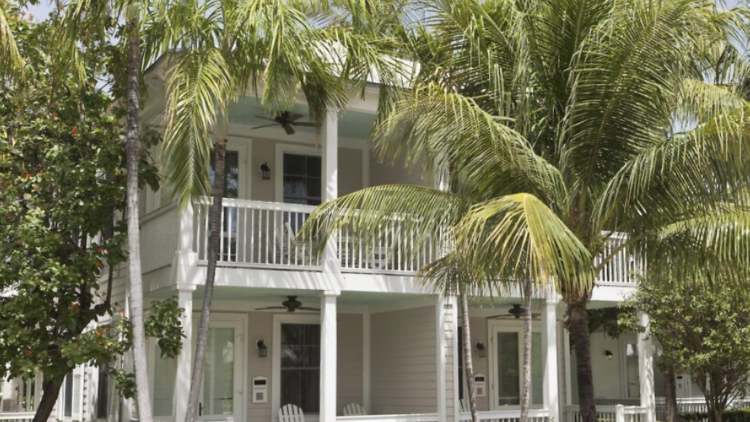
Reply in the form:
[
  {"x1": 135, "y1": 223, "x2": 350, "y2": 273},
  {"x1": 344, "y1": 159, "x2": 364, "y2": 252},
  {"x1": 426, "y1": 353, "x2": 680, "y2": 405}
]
[
  {"x1": 0, "y1": 16, "x2": 165, "y2": 389},
  {"x1": 634, "y1": 279, "x2": 750, "y2": 422},
  {"x1": 144, "y1": 297, "x2": 185, "y2": 359},
  {"x1": 681, "y1": 409, "x2": 750, "y2": 422}
]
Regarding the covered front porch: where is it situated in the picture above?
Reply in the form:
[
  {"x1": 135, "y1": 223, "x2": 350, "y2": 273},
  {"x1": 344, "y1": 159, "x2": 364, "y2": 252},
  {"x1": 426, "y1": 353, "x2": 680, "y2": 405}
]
[{"x1": 145, "y1": 286, "x2": 453, "y2": 422}]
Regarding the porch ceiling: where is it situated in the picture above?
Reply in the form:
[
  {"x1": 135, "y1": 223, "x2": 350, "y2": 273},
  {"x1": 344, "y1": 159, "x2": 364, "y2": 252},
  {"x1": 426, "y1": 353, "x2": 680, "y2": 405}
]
[
  {"x1": 228, "y1": 97, "x2": 376, "y2": 139},
  {"x1": 148, "y1": 285, "x2": 432, "y2": 306}
]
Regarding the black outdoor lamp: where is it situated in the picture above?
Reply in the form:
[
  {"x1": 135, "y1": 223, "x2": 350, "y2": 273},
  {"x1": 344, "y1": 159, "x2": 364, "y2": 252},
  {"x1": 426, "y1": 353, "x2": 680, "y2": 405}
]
[
  {"x1": 476, "y1": 341, "x2": 487, "y2": 358},
  {"x1": 260, "y1": 162, "x2": 271, "y2": 180},
  {"x1": 257, "y1": 339, "x2": 268, "y2": 358}
]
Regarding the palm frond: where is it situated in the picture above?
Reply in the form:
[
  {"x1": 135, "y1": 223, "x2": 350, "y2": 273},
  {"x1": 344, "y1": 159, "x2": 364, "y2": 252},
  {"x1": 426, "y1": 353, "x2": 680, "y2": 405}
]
[
  {"x1": 297, "y1": 184, "x2": 471, "y2": 254},
  {"x1": 0, "y1": 1, "x2": 24, "y2": 81},
  {"x1": 162, "y1": 48, "x2": 235, "y2": 207},
  {"x1": 373, "y1": 86, "x2": 567, "y2": 206},
  {"x1": 455, "y1": 193, "x2": 593, "y2": 296}
]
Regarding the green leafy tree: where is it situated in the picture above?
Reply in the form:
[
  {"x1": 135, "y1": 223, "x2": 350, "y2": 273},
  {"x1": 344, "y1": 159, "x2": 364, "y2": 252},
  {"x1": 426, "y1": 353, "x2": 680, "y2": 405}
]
[
  {"x1": 634, "y1": 278, "x2": 750, "y2": 422},
  {"x1": 300, "y1": 1, "x2": 750, "y2": 422},
  {"x1": 0, "y1": 15, "x2": 179, "y2": 422}
]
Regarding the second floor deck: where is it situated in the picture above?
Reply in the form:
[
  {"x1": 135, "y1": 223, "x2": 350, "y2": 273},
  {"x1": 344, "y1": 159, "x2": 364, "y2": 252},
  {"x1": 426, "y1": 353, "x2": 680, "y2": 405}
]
[{"x1": 139, "y1": 197, "x2": 642, "y2": 298}]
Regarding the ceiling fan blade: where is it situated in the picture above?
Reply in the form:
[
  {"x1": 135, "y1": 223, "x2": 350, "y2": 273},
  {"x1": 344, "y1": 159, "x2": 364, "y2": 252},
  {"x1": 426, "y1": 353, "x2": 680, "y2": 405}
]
[
  {"x1": 255, "y1": 306, "x2": 287, "y2": 311},
  {"x1": 291, "y1": 122, "x2": 318, "y2": 128},
  {"x1": 486, "y1": 313, "x2": 511, "y2": 319},
  {"x1": 282, "y1": 124, "x2": 295, "y2": 135},
  {"x1": 286, "y1": 113, "x2": 304, "y2": 122},
  {"x1": 297, "y1": 307, "x2": 321, "y2": 312},
  {"x1": 251, "y1": 123, "x2": 278, "y2": 130},
  {"x1": 254, "y1": 116, "x2": 277, "y2": 122}
]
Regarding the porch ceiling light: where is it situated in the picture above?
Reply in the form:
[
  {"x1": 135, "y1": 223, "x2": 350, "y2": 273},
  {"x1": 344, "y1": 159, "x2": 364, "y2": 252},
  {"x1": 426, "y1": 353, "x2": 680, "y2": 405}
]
[
  {"x1": 257, "y1": 339, "x2": 268, "y2": 358},
  {"x1": 476, "y1": 342, "x2": 486, "y2": 358},
  {"x1": 260, "y1": 162, "x2": 271, "y2": 180}
]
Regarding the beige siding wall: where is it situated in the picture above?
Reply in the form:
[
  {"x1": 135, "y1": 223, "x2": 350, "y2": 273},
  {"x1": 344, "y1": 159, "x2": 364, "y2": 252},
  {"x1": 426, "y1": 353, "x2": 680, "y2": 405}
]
[
  {"x1": 467, "y1": 317, "x2": 491, "y2": 411},
  {"x1": 444, "y1": 301, "x2": 457, "y2": 422},
  {"x1": 245, "y1": 311, "x2": 364, "y2": 422},
  {"x1": 369, "y1": 155, "x2": 431, "y2": 188},
  {"x1": 250, "y1": 139, "x2": 365, "y2": 202},
  {"x1": 370, "y1": 306, "x2": 437, "y2": 414}
]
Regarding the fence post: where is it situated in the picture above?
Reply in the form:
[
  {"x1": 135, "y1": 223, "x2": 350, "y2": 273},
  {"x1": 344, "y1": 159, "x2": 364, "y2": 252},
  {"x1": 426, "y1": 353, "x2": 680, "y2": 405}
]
[{"x1": 615, "y1": 405, "x2": 625, "y2": 422}]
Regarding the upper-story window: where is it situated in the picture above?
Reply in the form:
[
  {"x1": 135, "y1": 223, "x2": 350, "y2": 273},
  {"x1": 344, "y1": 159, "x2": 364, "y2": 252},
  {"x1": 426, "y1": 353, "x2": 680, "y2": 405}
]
[
  {"x1": 210, "y1": 151, "x2": 240, "y2": 198},
  {"x1": 283, "y1": 154, "x2": 321, "y2": 205}
]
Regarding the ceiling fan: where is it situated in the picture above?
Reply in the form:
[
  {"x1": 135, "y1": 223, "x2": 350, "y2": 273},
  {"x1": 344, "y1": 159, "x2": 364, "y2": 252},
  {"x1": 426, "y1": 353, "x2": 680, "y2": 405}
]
[
  {"x1": 255, "y1": 296, "x2": 320, "y2": 313},
  {"x1": 486, "y1": 304, "x2": 540, "y2": 320},
  {"x1": 251, "y1": 111, "x2": 317, "y2": 135}
]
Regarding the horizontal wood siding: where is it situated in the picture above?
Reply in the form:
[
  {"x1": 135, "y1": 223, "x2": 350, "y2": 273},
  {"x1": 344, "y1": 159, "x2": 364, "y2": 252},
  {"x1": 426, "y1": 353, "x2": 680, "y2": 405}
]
[{"x1": 371, "y1": 306, "x2": 437, "y2": 415}]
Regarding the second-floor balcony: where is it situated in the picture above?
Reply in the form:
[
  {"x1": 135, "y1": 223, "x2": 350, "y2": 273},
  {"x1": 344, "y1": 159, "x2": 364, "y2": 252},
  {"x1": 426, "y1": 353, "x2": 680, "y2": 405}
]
[{"x1": 140, "y1": 196, "x2": 642, "y2": 287}]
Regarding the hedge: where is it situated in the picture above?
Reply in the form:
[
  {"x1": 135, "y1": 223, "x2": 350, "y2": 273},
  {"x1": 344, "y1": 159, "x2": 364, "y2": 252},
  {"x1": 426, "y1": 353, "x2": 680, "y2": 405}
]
[{"x1": 680, "y1": 409, "x2": 750, "y2": 422}]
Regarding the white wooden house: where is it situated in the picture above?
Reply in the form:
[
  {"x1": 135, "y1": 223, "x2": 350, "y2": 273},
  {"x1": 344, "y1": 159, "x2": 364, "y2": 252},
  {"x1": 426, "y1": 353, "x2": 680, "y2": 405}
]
[{"x1": 1, "y1": 58, "x2": 740, "y2": 422}]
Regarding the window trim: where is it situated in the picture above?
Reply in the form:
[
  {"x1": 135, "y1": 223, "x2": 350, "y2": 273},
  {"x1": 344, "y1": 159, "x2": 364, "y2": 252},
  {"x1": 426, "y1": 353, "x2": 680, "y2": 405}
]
[
  {"x1": 274, "y1": 144, "x2": 322, "y2": 203},
  {"x1": 487, "y1": 319, "x2": 544, "y2": 410},
  {"x1": 272, "y1": 313, "x2": 320, "y2": 422}
]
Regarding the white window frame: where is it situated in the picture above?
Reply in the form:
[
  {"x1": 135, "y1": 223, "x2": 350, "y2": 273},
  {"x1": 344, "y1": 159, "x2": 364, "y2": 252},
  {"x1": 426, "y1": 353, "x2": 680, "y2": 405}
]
[
  {"x1": 487, "y1": 319, "x2": 543, "y2": 410},
  {"x1": 274, "y1": 144, "x2": 322, "y2": 204},
  {"x1": 191, "y1": 313, "x2": 247, "y2": 422},
  {"x1": 272, "y1": 313, "x2": 321, "y2": 422}
]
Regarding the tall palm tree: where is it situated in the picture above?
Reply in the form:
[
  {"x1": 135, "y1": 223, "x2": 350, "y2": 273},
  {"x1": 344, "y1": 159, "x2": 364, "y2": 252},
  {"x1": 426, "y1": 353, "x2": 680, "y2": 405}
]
[
  {"x1": 142, "y1": 1, "x2": 409, "y2": 420},
  {"x1": 61, "y1": 1, "x2": 155, "y2": 421},
  {"x1": 0, "y1": 0, "x2": 24, "y2": 81},
  {"x1": 301, "y1": 1, "x2": 750, "y2": 422}
]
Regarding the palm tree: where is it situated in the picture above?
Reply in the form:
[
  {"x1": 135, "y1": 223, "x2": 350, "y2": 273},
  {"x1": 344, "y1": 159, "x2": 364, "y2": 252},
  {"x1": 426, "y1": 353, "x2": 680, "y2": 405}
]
[
  {"x1": 142, "y1": 1, "x2": 409, "y2": 420},
  {"x1": 301, "y1": 1, "x2": 750, "y2": 422},
  {"x1": 0, "y1": 0, "x2": 24, "y2": 81},
  {"x1": 60, "y1": 1, "x2": 155, "y2": 421}
]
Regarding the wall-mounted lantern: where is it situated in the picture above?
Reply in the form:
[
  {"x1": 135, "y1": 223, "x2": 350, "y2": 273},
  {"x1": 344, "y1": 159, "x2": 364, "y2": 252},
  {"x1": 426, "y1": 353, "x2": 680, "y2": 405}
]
[
  {"x1": 257, "y1": 339, "x2": 268, "y2": 358},
  {"x1": 260, "y1": 162, "x2": 271, "y2": 180},
  {"x1": 605, "y1": 350, "x2": 614, "y2": 361},
  {"x1": 476, "y1": 342, "x2": 487, "y2": 358}
]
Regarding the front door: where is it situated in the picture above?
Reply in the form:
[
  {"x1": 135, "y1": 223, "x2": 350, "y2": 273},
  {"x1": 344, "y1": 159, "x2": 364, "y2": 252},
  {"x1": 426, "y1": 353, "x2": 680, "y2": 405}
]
[
  {"x1": 194, "y1": 318, "x2": 244, "y2": 422},
  {"x1": 489, "y1": 323, "x2": 543, "y2": 409}
]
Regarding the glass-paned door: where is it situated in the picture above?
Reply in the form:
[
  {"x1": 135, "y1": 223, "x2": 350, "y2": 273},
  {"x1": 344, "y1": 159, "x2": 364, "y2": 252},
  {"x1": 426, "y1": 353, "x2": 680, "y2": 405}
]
[
  {"x1": 194, "y1": 320, "x2": 243, "y2": 421},
  {"x1": 280, "y1": 323, "x2": 321, "y2": 413},
  {"x1": 208, "y1": 151, "x2": 240, "y2": 261},
  {"x1": 491, "y1": 327, "x2": 544, "y2": 408}
]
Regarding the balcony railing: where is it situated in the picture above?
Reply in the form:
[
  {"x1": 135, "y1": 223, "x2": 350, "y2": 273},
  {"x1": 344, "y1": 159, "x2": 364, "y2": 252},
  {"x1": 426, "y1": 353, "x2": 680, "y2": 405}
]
[
  {"x1": 565, "y1": 405, "x2": 647, "y2": 422},
  {"x1": 458, "y1": 408, "x2": 550, "y2": 422},
  {"x1": 140, "y1": 198, "x2": 643, "y2": 284}
]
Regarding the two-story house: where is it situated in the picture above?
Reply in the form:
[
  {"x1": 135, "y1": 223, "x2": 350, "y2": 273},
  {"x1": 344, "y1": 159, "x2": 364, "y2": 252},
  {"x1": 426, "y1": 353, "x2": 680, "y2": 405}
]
[{"x1": 0, "y1": 58, "x2": 723, "y2": 422}]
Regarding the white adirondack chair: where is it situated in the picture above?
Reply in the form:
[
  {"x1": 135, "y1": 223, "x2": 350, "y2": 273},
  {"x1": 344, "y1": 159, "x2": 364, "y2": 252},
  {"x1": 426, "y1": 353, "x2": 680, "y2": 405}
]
[
  {"x1": 343, "y1": 403, "x2": 368, "y2": 416},
  {"x1": 279, "y1": 404, "x2": 305, "y2": 422}
]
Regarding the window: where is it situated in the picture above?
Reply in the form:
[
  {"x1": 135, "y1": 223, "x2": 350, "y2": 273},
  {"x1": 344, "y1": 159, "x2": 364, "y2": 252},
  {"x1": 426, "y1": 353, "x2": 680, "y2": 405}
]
[
  {"x1": 202, "y1": 327, "x2": 235, "y2": 416},
  {"x1": 96, "y1": 365, "x2": 109, "y2": 419},
  {"x1": 283, "y1": 154, "x2": 321, "y2": 205},
  {"x1": 494, "y1": 330, "x2": 543, "y2": 407},
  {"x1": 280, "y1": 323, "x2": 320, "y2": 412},
  {"x1": 63, "y1": 372, "x2": 73, "y2": 417},
  {"x1": 209, "y1": 151, "x2": 240, "y2": 199},
  {"x1": 623, "y1": 339, "x2": 666, "y2": 399}
]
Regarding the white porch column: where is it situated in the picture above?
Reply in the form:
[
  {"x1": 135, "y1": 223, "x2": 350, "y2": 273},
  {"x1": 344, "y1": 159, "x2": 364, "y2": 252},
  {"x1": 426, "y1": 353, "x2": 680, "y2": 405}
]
[
  {"x1": 320, "y1": 291, "x2": 339, "y2": 422},
  {"x1": 173, "y1": 284, "x2": 196, "y2": 422},
  {"x1": 321, "y1": 109, "x2": 342, "y2": 291},
  {"x1": 542, "y1": 297, "x2": 561, "y2": 422},
  {"x1": 363, "y1": 312, "x2": 371, "y2": 412},
  {"x1": 638, "y1": 312, "x2": 656, "y2": 422}
]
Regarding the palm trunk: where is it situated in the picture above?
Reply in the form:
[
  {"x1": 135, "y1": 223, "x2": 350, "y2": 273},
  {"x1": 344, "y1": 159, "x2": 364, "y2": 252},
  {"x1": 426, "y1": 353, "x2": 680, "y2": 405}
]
[
  {"x1": 460, "y1": 289, "x2": 479, "y2": 422},
  {"x1": 663, "y1": 365, "x2": 679, "y2": 422},
  {"x1": 520, "y1": 281, "x2": 533, "y2": 422},
  {"x1": 32, "y1": 378, "x2": 63, "y2": 422},
  {"x1": 568, "y1": 300, "x2": 596, "y2": 422},
  {"x1": 125, "y1": 8, "x2": 153, "y2": 422},
  {"x1": 185, "y1": 137, "x2": 227, "y2": 422}
]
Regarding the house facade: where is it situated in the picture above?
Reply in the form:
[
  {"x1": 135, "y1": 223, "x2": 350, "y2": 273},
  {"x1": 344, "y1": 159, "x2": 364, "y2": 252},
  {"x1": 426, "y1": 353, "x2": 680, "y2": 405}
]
[{"x1": 0, "y1": 61, "x2": 729, "y2": 422}]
